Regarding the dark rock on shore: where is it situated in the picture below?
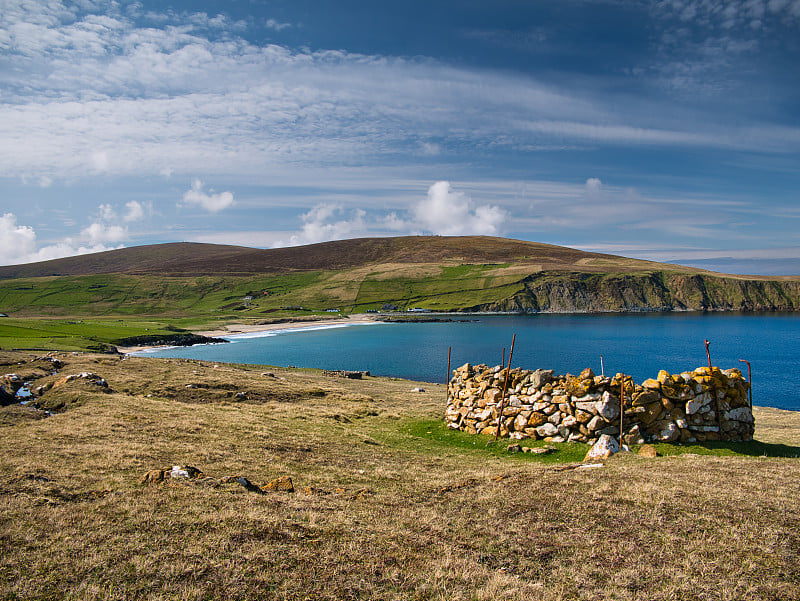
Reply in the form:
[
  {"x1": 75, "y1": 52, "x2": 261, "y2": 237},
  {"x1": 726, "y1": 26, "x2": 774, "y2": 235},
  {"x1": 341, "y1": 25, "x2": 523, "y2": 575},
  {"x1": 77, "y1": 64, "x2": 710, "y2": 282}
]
[{"x1": 115, "y1": 333, "x2": 228, "y2": 347}]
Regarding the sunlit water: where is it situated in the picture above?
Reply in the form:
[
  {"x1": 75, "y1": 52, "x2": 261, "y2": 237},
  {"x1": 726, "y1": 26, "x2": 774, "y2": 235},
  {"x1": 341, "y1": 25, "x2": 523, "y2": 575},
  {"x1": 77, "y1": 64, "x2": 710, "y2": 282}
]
[{"x1": 136, "y1": 313, "x2": 800, "y2": 410}]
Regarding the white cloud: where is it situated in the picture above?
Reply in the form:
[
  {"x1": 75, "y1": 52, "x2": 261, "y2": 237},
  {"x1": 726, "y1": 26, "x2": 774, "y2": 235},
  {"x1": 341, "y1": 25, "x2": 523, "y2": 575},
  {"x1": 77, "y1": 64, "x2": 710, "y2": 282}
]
[
  {"x1": 0, "y1": 212, "x2": 122, "y2": 266},
  {"x1": 0, "y1": 0, "x2": 796, "y2": 186},
  {"x1": 412, "y1": 181, "x2": 506, "y2": 236},
  {"x1": 123, "y1": 200, "x2": 146, "y2": 222},
  {"x1": 0, "y1": 213, "x2": 38, "y2": 264},
  {"x1": 270, "y1": 181, "x2": 507, "y2": 247},
  {"x1": 266, "y1": 19, "x2": 292, "y2": 32},
  {"x1": 584, "y1": 177, "x2": 603, "y2": 199},
  {"x1": 180, "y1": 179, "x2": 234, "y2": 213},
  {"x1": 81, "y1": 221, "x2": 127, "y2": 244},
  {"x1": 286, "y1": 205, "x2": 368, "y2": 246}
]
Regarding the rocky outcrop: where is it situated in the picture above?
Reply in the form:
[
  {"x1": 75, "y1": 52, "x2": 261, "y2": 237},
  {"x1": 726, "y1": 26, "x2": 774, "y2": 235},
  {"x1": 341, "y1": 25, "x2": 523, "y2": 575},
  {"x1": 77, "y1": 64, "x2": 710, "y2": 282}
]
[
  {"x1": 463, "y1": 271, "x2": 800, "y2": 313},
  {"x1": 445, "y1": 363, "x2": 754, "y2": 444}
]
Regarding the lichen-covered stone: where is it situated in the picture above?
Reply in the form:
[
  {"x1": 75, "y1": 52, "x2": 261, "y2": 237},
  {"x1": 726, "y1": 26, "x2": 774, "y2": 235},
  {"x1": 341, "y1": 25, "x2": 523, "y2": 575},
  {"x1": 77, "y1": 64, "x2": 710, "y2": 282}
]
[{"x1": 445, "y1": 364, "x2": 753, "y2": 444}]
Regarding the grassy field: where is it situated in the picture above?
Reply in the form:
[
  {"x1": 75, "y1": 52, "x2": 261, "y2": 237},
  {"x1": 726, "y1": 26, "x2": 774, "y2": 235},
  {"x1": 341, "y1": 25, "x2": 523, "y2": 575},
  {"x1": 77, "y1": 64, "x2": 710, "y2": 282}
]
[{"x1": 1, "y1": 350, "x2": 798, "y2": 600}]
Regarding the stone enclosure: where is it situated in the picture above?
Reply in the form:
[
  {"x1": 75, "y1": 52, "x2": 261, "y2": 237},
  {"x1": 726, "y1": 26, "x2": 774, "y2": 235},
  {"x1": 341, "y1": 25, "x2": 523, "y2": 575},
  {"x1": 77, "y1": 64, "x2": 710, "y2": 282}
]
[{"x1": 445, "y1": 364, "x2": 755, "y2": 444}]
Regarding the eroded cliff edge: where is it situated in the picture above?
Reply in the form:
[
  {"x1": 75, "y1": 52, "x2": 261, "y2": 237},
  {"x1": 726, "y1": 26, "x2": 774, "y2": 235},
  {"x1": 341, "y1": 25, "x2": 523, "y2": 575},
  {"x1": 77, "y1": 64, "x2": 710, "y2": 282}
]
[{"x1": 465, "y1": 271, "x2": 800, "y2": 313}]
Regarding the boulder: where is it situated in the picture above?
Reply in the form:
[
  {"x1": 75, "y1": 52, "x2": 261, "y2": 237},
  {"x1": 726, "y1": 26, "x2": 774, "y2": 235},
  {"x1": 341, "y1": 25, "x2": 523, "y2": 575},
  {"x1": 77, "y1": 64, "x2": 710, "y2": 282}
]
[
  {"x1": 536, "y1": 422, "x2": 559, "y2": 438},
  {"x1": 638, "y1": 444, "x2": 658, "y2": 458},
  {"x1": 597, "y1": 391, "x2": 620, "y2": 421},
  {"x1": 263, "y1": 475, "x2": 295, "y2": 492},
  {"x1": 141, "y1": 469, "x2": 166, "y2": 485},
  {"x1": 584, "y1": 434, "x2": 620, "y2": 460}
]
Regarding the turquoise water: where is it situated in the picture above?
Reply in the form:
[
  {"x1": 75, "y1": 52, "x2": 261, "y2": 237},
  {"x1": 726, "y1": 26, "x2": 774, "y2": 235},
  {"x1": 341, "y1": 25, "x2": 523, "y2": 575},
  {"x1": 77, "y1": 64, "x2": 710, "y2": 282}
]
[{"x1": 137, "y1": 313, "x2": 800, "y2": 410}]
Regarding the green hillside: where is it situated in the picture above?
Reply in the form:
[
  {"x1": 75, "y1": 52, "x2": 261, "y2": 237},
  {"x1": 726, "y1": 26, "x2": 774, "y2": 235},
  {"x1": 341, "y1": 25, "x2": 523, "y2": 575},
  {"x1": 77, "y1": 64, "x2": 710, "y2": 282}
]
[{"x1": 1, "y1": 236, "x2": 799, "y2": 351}]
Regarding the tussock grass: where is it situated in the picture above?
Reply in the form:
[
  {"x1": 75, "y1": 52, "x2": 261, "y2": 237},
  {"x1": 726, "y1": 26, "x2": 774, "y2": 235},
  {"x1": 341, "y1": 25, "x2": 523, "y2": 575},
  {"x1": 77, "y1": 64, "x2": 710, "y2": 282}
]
[{"x1": 1, "y1": 351, "x2": 799, "y2": 600}]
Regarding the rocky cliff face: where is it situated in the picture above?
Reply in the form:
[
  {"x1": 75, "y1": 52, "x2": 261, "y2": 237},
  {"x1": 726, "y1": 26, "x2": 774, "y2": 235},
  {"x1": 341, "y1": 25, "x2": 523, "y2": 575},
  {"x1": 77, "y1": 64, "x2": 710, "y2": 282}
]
[{"x1": 465, "y1": 271, "x2": 800, "y2": 313}]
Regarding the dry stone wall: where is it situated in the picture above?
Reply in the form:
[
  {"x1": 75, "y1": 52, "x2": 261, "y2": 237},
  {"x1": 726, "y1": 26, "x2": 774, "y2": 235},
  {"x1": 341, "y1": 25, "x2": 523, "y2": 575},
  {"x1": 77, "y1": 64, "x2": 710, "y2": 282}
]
[{"x1": 445, "y1": 364, "x2": 754, "y2": 444}]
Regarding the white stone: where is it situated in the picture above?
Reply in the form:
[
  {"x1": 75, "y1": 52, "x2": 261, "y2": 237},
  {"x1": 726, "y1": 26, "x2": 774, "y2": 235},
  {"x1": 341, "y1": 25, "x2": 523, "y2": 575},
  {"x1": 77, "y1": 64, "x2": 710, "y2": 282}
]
[
  {"x1": 587, "y1": 415, "x2": 605, "y2": 432},
  {"x1": 597, "y1": 391, "x2": 620, "y2": 421},
  {"x1": 536, "y1": 423, "x2": 559, "y2": 438},
  {"x1": 585, "y1": 434, "x2": 620, "y2": 460},
  {"x1": 658, "y1": 422, "x2": 680, "y2": 442}
]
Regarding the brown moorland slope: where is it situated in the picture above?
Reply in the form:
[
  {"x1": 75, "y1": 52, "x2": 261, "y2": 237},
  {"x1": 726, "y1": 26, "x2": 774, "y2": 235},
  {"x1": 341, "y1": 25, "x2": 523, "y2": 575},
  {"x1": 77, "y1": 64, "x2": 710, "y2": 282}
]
[{"x1": 0, "y1": 236, "x2": 713, "y2": 279}]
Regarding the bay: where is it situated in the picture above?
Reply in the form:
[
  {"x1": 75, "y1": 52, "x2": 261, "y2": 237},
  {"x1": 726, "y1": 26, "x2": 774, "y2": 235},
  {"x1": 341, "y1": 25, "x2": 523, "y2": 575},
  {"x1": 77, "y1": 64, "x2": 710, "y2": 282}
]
[{"x1": 137, "y1": 313, "x2": 800, "y2": 411}]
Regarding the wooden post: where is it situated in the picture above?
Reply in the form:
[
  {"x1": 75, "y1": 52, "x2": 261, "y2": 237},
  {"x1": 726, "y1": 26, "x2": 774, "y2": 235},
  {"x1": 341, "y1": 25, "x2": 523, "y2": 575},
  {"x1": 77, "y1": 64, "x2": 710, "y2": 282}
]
[{"x1": 495, "y1": 334, "x2": 516, "y2": 441}]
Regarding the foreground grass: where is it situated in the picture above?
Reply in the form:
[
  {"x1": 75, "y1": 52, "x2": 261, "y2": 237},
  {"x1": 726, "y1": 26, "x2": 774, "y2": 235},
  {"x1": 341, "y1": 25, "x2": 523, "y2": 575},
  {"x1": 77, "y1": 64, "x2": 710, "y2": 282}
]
[{"x1": 0, "y1": 351, "x2": 799, "y2": 600}]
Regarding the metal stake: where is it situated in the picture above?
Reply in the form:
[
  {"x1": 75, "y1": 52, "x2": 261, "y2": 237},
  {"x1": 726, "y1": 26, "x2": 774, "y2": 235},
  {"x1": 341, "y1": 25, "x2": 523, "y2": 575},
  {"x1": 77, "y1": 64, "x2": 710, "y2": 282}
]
[
  {"x1": 704, "y1": 339, "x2": 712, "y2": 371},
  {"x1": 495, "y1": 334, "x2": 516, "y2": 441},
  {"x1": 600, "y1": 354, "x2": 605, "y2": 377},
  {"x1": 739, "y1": 359, "x2": 753, "y2": 408},
  {"x1": 619, "y1": 373, "x2": 625, "y2": 444},
  {"x1": 446, "y1": 346, "x2": 452, "y2": 401}
]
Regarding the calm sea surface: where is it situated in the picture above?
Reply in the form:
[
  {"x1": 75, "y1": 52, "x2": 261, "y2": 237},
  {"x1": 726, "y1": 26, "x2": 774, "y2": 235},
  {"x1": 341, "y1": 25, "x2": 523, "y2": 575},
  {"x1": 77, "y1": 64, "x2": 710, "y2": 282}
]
[{"x1": 137, "y1": 313, "x2": 800, "y2": 411}]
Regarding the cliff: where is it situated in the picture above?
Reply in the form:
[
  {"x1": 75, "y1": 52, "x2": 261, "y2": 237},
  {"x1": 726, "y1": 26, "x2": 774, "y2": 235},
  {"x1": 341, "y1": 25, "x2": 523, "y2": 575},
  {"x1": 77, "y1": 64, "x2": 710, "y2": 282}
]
[{"x1": 465, "y1": 271, "x2": 800, "y2": 313}]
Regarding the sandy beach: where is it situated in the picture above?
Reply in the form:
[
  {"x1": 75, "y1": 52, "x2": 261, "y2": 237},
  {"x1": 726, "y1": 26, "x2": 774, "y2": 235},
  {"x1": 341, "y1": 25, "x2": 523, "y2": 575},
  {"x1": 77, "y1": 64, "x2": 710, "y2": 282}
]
[{"x1": 118, "y1": 313, "x2": 378, "y2": 353}]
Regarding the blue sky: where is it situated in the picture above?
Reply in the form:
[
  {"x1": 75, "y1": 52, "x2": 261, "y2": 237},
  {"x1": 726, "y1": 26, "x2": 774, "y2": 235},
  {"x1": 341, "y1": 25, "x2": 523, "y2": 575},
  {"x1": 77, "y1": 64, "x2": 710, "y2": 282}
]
[{"x1": 1, "y1": 0, "x2": 799, "y2": 274}]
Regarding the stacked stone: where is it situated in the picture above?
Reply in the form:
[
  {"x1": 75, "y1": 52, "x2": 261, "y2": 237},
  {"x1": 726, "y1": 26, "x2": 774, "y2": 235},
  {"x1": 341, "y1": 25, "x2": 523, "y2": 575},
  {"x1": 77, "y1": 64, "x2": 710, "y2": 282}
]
[{"x1": 445, "y1": 363, "x2": 754, "y2": 444}]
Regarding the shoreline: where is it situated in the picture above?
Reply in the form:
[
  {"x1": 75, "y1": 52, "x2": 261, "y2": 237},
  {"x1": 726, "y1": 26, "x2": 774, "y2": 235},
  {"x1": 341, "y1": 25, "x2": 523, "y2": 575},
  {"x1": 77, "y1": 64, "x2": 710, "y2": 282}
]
[{"x1": 117, "y1": 313, "x2": 378, "y2": 354}]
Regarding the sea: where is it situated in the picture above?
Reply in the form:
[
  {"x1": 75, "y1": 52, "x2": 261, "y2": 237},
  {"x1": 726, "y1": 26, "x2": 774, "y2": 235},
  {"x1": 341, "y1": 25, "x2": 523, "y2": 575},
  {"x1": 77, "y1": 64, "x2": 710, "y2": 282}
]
[{"x1": 135, "y1": 313, "x2": 800, "y2": 411}]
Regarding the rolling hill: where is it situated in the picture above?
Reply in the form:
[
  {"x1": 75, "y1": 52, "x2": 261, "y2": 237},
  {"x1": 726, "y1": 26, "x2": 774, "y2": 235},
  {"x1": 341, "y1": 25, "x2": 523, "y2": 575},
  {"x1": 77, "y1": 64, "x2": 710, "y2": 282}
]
[{"x1": 1, "y1": 236, "x2": 799, "y2": 321}]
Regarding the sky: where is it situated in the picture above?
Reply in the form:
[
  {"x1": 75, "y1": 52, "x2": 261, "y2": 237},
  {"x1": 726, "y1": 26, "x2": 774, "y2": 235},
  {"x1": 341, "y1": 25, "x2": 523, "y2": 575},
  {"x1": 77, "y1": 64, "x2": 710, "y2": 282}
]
[{"x1": 1, "y1": 0, "x2": 799, "y2": 274}]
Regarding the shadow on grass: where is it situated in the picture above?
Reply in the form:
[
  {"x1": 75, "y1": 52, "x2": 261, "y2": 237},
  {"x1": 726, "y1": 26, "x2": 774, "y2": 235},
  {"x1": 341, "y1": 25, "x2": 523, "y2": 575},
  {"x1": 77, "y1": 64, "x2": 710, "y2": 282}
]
[
  {"x1": 656, "y1": 439, "x2": 800, "y2": 458},
  {"x1": 406, "y1": 420, "x2": 800, "y2": 461}
]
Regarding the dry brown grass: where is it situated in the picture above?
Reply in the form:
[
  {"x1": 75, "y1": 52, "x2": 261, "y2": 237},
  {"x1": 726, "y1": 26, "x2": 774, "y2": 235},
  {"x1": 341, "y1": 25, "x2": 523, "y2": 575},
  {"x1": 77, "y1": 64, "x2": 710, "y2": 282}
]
[{"x1": 1, "y1": 351, "x2": 799, "y2": 600}]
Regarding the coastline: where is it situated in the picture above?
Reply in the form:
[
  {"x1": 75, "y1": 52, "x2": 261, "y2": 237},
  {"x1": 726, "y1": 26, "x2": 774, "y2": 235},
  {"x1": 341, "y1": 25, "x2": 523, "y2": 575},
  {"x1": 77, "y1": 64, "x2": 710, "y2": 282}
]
[{"x1": 117, "y1": 313, "x2": 378, "y2": 354}]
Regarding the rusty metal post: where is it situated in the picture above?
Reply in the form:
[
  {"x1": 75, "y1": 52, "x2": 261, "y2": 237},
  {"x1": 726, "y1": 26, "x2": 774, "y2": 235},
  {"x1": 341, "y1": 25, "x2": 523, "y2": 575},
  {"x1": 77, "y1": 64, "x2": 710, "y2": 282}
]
[
  {"x1": 739, "y1": 359, "x2": 753, "y2": 408},
  {"x1": 495, "y1": 334, "x2": 516, "y2": 441},
  {"x1": 619, "y1": 373, "x2": 625, "y2": 444},
  {"x1": 704, "y1": 339, "x2": 712, "y2": 371},
  {"x1": 446, "y1": 346, "x2": 452, "y2": 401}
]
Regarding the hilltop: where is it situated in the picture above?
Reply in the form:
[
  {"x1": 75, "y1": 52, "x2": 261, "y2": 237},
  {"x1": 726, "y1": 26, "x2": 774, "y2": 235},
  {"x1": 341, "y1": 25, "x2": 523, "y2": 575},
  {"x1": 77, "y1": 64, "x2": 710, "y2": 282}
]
[
  {"x1": 2, "y1": 236, "x2": 800, "y2": 351},
  {"x1": 0, "y1": 236, "x2": 698, "y2": 279}
]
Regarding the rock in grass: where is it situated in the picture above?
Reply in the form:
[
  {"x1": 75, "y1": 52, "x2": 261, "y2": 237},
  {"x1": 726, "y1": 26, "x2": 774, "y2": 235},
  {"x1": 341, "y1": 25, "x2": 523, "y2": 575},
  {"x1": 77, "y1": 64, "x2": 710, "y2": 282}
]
[
  {"x1": 638, "y1": 444, "x2": 658, "y2": 458},
  {"x1": 263, "y1": 475, "x2": 294, "y2": 492},
  {"x1": 140, "y1": 469, "x2": 165, "y2": 485},
  {"x1": 169, "y1": 465, "x2": 202, "y2": 479},
  {"x1": 584, "y1": 434, "x2": 620, "y2": 460}
]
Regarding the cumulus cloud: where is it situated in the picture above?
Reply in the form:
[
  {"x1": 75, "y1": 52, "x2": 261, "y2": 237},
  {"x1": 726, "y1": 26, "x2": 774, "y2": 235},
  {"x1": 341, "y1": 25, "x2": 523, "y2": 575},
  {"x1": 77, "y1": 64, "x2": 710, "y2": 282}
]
[
  {"x1": 0, "y1": 213, "x2": 38, "y2": 264},
  {"x1": 81, "y1": 221, "x2": 127, "y2": 244},
  {"x1": 123, "y1": 200, "x2": 146, "y2": 222},
  {"x1": 180, "y1": 179, "x2": 234, "y2": 213},
  {"x1": 0, "y1": 211, "x2": 124, "y2": 266},
  {"x1": 412, "y1": 181, "x2": 506, "y2": 236},
  {"x1": 285, "y1": 205, "x2": 368, "y2": 246},
  {"x1": 272, "y1": 181, "x2": 507, "y2": 248}
]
